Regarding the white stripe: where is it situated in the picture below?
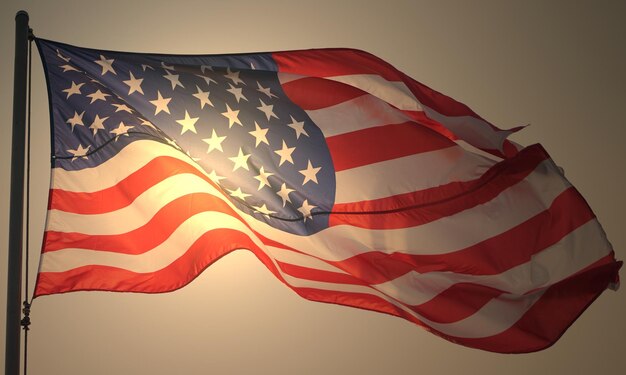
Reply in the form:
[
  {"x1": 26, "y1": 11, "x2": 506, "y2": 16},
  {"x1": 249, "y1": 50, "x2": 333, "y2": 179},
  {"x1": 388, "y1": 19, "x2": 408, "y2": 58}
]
[
  {"x1": 250, "y1": 158, "x2": 571, "y2": 260},
  {"x1": 275, "y1": 263, "x2": 545, "y2": 339},
  {"x1": 48, "y1": 173, "x2": 226, "y2": 234},
  {"x1": 437, "y1": 289, "x2": 544, "y2": 338},
  {"x1": 47, "y1": 153, "x2": 571, "y2": 260},
  {"x1": 455, "y1": 140, "x2": 500, "y2": 162},
  {"x1": 42, "y1": 208, "x2": 544, "y2": 339},
  {"x1": 41, "y1": 212, "x2": 612, "y2": 305},
  {"x1": 42, "y1": 211, "x2": 239, "y2": 273},
  {"x1": 46, "y1": 152, "x2": 598, "y2": 308},
  {"x1": 52, "y1": 140, "x2": 193, "y2": 192},
  {"x1": 279, "y1": 73, "x2": 513, "y2": 155},
  {"x1": 277, "y1": 72, "x2": 305, "y2": 85},
  {"x1": 42, "y1": 210, "x2": 608, "y2": 311},
  {"x1": 318, "y1": 72, "x2": 517, "y2": 154},
  {"x1": 327, "y1": 74, "x2": 422, "y2": 111},
  {"x1": 278, "y1": 73, "x2": 422, "y2": 111},
  {"x1": 44, "y1": 207, "x2": 349, "y2": 275},
  {"x1": 422, "y1": 105, "x2": 514, "y2": 153},
  {"x1": 334, "y1": 145, "x2": 494, "y2": 204},
  {"x1": 41, "y1": 200, "x2": 590, "y2": 337},
  {"x1": 372, "y1": 219, "x2": 612, "y2": 305},
  {"x1": 265, "y1": 246, "x2": 347, "y2": 274},
  {"x1": 307, "y1": 94, "x2": 412, "y2": 138},
  {"x1": 45, "y1": 159, "x2": 582, "y2": 340}
]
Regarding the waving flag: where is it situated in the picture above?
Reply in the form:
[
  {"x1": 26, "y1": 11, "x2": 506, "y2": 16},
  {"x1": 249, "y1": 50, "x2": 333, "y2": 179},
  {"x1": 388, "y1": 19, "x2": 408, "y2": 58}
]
[{"x1": 34, "y1": 38, "x2": 621, "y2": 353}]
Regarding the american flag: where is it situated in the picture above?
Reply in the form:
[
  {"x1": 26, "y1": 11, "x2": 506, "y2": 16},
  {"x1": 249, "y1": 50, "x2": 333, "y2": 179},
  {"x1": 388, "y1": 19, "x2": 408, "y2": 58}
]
[{"x1": 35, "y1": 38, "x2": 621, "y2": 353}]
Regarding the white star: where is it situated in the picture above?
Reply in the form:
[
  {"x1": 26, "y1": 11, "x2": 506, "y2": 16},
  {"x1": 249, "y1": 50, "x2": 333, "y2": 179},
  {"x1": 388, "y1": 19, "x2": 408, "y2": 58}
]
[
  {"x1": 95, "y1": 54, "x2": 116, "y2": 75},
  {"x1": 274, "y1": 140, "x2": 295, "y2": 166},
  {"x1": 149, "y1": 91, "x2": 171, "y2": 115},
  {"x1": 192, "y1": 85, "x2": 213, "y2": 109},
  {"x1": 222, "y1": 104, "x2": 242, "y2": 128},
  {"x1": 226, "y1": 83, "x2": 247, "y2": 103},
  {"x1": 287, "y1": 115, "x2": 309, "y2": 139},
  {"x1": 277, "y1": 183, "x2": 295, "y2": 207},
  {"x1": 112, "y1": 103, "x2": 133, "y2": 113},
  {"x1": 252, "y1": 204, "x2": 276, "y2": 216},
  {"x1": 257, "y1": 99, "x2": 278, "y2": 121},
  {"x1": 62, "y1": 81, "x2": 84, "y2": 99},
  {"x1": 161, "y1": 61, "x2": 175, "y2": 71},
  {"x1": 257, "y1": 82, "x2": 277, "y2": 98},
  {"x1": 89, "y1": 114, "x2": 108, "y2": 135},
  {"x1": 207, "y1": 170, "x2": 226, "y2": 185},
  {"x1": 227, "y1": 187, "x2": 251, "y2": 201},
  {"x1": 248, "y1": 122, "x2": 269, "y2": 147},
  {"x1": 66, "y1": 111, "x2": 85, "y2": 131},
  {"x1": 201, "y1": 65, "x2": 213, "y2": 74},
  {"x1": 141, "y1": 64, "x2": 154, "y2": 71},
  {"x1": 163, "y1": 71, "x2": 184, "y2": 90},
  {"x1": 254, "y1": 166, "x2": 274, "y2": 190},
  {"x1": 299, "y1": 160, "x2": 322, "y2": 185},
  {"x1": 202, "y1": 129, "x2": 226, "y2": 153},
  {"x1": 229, "y1": 148, "x2": 251, "y2": 171},
  {"x1": 56, "y1": 49, "x2": 71, "y2": 62},
  {"x1": 196, "y1": 74, "x2": 217, "y2": 87},
  {"x1": 67, "y1": 144, "x2": 90, "y2": 161},
  {"x1": 224, "y1": 67, "x2": 244, "y2": 85},
  {"x1": 60, "y1": 64, "x2": 79, "y2": 73},
  {"x1": 298, "y1": 199, "x2": 317, "y2": 221},
  {"x1": 176, "y1": 110, "x2": 199, "y2": 135},
  {"x1": 123, "y1": 71, "x2": 144, "y2": 95},
  {"x1": 110, "y1": 122, "x2": 134, "y2": 138},
  {"x1": 86, "y1": 89, "x2": 110, "y2": 104}
]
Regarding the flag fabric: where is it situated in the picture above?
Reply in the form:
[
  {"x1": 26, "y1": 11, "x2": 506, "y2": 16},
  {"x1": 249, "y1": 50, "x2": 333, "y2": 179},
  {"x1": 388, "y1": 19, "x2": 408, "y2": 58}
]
[{"x1": 34, "y1": 38, "x2": 621, "y2": 353}]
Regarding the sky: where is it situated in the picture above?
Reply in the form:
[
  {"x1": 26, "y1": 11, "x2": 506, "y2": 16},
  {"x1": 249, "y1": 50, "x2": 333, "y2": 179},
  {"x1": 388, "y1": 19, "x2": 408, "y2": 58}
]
[{"x1": 1, "y1": 1, "x2": 625, "y2": 374}]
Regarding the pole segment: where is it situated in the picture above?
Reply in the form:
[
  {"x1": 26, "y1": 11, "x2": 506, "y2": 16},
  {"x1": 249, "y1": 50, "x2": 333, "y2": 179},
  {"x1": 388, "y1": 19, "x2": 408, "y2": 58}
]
[{"x1": 5, "y1": 10, "x2": 30, "y2": 375}]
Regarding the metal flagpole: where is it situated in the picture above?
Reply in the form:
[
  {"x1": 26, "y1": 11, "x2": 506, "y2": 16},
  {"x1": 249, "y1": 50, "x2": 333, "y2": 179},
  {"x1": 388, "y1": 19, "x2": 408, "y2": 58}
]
[{"x1": 5, "y1": 10, "x2": 31, "y2": 375}]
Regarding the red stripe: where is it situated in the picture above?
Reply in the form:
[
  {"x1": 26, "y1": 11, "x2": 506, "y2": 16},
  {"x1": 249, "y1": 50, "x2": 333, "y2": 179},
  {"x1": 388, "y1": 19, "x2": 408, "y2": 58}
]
[
  {"x1": 42, "y1": 184, "x2": 604, "y2": 329},
  {"x1": 414, "y1": 283, "x2": 503, "y2": 324},
  {"x1": 326, "y1": 187, "x2": 597, "y2": 285},
  {"x1": 399, "y1": 187, "x2": 596, "y2": 275},
  {"x1": 280, "y1": 76, "x2": 366, "y2": 110},
  {"x1": 326, "y1": 122, "x2": 456, "y2": 171},
  {"x1": 274, "y1": 49, "x2": 515, "y2": 159},
  {"x1": 283, "y1": 285, "x2": 486, "y2": 346},
  {"x1": 274, "y1": 49, "x2": 405, "y2": 81},
  {"x1": 51, "y1": 156, "x2": 219, "y2": 214},
  {"x1": 329, "y1": 143, "x2": 548, "y2": 229},
  {"x1": 259, "y1": 187, "x2": 603, "y2": 325},
  {"x1": 403, "y1": 110, "x2": 458, "y2": 141},
  {"x1": 46, "y1": 146, "x2": 588, "y2": 289},
  {"x1": 273, "y1": 49, "x2": 489, "y2": 119},
  {"x1": 276, "y1": 260, "x2": 365, "y2": 285},
  {"x1": 402, "y1": 78, "x2": 489, "y2": 121},
  {"x1": 461, "y1": 255, "x2": 622, "y2": 353},
  {"x1": 273, "y1": 255, "x2": 506, "y2": 326},
  {"x1": 272, "y1": 258, "x2": 503, "y2": 325},
  {"x1": 292, "y1": 286, "x2": 416, "y2": 320},
  {"x1": 44, "y1": 192, "x2": 236, "y2": 254},
  {"x1": 35, "y1": 228, "x2": 621, "y2": 354},
  {"x1": 36, "y1": 228, "x2": 257, "y2": 296},
  {"x1": 284, "y1": 255, "x2": 621, "y2": 353}
]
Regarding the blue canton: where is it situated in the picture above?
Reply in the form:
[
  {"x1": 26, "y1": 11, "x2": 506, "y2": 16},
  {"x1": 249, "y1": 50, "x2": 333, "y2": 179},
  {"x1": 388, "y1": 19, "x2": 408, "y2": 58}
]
[{"x1": 38, "y1": 40, "x2": 336, "y2": 235}]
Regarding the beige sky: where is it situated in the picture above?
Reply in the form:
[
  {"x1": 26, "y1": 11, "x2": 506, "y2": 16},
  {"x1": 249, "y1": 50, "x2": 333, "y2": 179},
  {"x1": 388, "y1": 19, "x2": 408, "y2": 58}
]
[{"x1": 1, "y1": 1, "x2": 625, "y2": 374}]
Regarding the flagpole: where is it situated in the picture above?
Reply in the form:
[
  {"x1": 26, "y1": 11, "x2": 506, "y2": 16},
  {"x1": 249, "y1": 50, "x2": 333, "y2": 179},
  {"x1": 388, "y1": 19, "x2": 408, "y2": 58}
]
[{"x1": 5, "y1": 10, "x2": 31, "y2": 375}]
